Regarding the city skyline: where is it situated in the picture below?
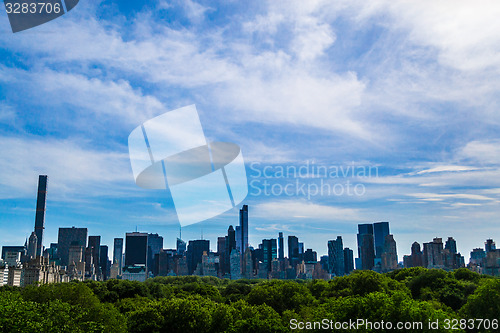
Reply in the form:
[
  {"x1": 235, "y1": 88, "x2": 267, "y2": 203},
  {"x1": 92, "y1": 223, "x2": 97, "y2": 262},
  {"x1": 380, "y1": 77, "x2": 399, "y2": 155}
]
[
  {"x1": 0, "y1": 175, "x2": 495, "y2": 266},
  {"x1": 2, "y1": 1, "x2": 500, "y2": 266}
]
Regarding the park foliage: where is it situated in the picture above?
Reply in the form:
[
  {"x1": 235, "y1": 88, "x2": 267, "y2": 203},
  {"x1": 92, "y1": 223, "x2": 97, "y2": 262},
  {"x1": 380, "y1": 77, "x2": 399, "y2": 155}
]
[{"x1": 0, "y1": 268, "x2": 498, "y2": 332}]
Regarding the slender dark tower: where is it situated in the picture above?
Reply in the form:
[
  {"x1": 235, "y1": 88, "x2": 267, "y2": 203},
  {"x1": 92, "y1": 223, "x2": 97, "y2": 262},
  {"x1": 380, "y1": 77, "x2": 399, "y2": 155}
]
[{"x1": 34, "y1": 175, "x2": 48, "y2": 257}]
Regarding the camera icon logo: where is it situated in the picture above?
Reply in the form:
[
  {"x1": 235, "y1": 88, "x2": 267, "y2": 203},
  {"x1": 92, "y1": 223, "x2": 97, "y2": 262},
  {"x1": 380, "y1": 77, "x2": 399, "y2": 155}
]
[{"x1": 128, "y1": 105, "x2": 248, "y2": 227}]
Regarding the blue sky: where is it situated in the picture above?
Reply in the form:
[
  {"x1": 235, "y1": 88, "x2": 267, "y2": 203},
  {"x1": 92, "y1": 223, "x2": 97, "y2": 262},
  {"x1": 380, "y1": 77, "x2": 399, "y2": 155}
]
[{"x1": 1, "y1": 0, "x2": 500, "y2": 260}]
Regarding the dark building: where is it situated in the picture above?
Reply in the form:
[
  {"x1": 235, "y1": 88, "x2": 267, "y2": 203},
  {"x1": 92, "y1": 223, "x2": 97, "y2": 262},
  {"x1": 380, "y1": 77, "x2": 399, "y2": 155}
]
[
  {"x1": 100, "y1": 245, "x2": 109, "y2": 280},
  {"x1": 357, "y1": 224, "x2": 375, "y2": 270},
  {"x1": 288, "y1": 235, "x2": 299, "y2": 263},
  {"x1": 239, "y1": 205, "x2": 249, "y2": 254},
  {"x1": 262, "y1": 239, "x2": 277, "y2": 272},
  {"x1": 373, "y1": 222, "x2": 390, "y2": 259},
  {"x1": 1, "y1": 246, "x2": 25, "y2": 261},
  {"x1": 176, "y1": 238, "x2": 186, "y2": 255},
  {"x1": 445, "y1": 237, "x2": 457, "y2": 254},
  {"x1": 187, "y1": 240, "x2": 209, "y2": 275},
  {"x1": 113, "y1": 238, "x2": 123, "y2": 275},
  {"x1": 328, "y1": 236, "x2": 345, "y2": 276},
  {"x1": 278, "y1": 232, "x2": 284, "y2": 260},
  {"x1": 88, "y1": 236, "x2": 101, "y2": 278},
  {"x1": 34, "y1": 175, "x2": 48, "y2": 257},
  {"x1": 225, "y1": 226, "x2": 236, "y2": 274},
  {"x1": 343, "y1": 248, "x2": 354, "y2": 274},
  {"x1": 125, "y1": 232, "x2": 148, "y2": 267},
  {"x1": 147, "y1": 233, "x2": 163, "y2": 274},
  {"x1": 57, "y1": 227, "x2": 88, "y2": 267},
  {"x1": 485, "y1": 239, "x2": 496, "y2": 253},
  {"x1": 304, "y1": 249, "x2": 317, "y2": 263},
  {"x1": 217, "y1": 237, "x2": 226, "y2": 276}
]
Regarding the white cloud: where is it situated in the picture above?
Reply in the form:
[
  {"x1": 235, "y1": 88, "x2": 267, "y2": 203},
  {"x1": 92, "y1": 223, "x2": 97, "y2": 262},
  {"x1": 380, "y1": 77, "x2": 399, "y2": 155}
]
[
  {"x1": 0, "y1": 136, "x2": 133, "y2": 199},
  {"x1": 254, "y1": 199, "x2": 363, "y2": 221}
]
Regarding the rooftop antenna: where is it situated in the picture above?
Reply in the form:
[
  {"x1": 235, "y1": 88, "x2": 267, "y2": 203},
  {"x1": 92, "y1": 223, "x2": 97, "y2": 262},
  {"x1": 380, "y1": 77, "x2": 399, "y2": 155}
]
[
  {"x1": 201, "y1": 228, "x2": 203, "y2": 240},
  {"x1": 179, "y1": 226, "x2": 182, "y2": 240},
  {"x1": 136, "y1": 225, "x2": 138, "y2": 232}
]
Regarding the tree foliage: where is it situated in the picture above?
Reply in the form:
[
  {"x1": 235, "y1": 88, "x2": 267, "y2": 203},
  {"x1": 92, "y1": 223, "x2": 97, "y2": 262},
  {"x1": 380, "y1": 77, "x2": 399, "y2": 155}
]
[{"x1": 0, "y1": 268, "x2": 497, "y2": 332}]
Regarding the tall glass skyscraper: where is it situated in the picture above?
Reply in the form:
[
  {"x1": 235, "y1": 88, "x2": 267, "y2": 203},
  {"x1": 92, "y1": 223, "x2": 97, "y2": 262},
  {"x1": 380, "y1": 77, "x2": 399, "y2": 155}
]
[
  {"x1": 34, "y1": 175, "x2": 48, "y2": 257},
  {"x1": 278, "y1": 232, "x2": 284, "y2": 260},
  {"x1": 373, "y1": 222, "x2": 390, "y2": 258},
  {"x1": 113, "y1": 238, "x2": 123, "y2": 275},
  {"x1": 357, "y1": 223, "x2": 375, "y2": 270},
  {"x1": 328, "y1": 236, "x2": 345, "y2": 276},
  {"x1": 262, "y1": 239, "x2": 277, "y2": 271},
  {"x1": 239, "y1": 205, "x2": 248, "y2": 254}
]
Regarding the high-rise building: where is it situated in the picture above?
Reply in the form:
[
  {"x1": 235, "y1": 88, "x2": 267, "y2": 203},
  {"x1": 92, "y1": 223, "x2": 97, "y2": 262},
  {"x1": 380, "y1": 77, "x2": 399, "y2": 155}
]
[
  {"x1": 57, "y1": 227, "x2": 88, "y2": 267},
  {"x1": 125, "y1": 232, "x2": 148, "y2": 268},
  {"x1": 1, "y1": 246, "x2": 25, "y2": 262},
  {"x1": 147, "y1": 233, "x2": 163, "y2": 274},
  {"x1": 225, "y1": 226, "x2": 236, "y2": 274},
  {"x1": 381, "y1": 234, "x2": 398, "y2": 272},
  {"x1": 230, "y1": 248, "x2": 241, "y2": 280},
  {"x1": 304, "y1": 249, "x2": 317, "y2": 263},
  {"x1": 423, "y1": 238, "x2": 444, "y2": 269},
  {"x1": 113, "y1": 238, "x2": 123, "y2": 275},
  {"x1": 357, "y1": 224, "x2": 375, "y2": 270},
  {"x1": 100, "y1": 245, "x2": 109, "y2": 280},
  {"x1": 176, "y1": 238, "x2": 186, "y2": 255},
  {"x1": 278, "y1": 232, "x2": 284, "y2": 260},
  {"x1": 343, "y1": 248, "x2": 354, "y2": 274},
  {"x1": 328, "y1": 236, "x2": 345, "y2": 276},
  {"x1": 239, "y1": 205, "x2": 248, "y2": 254},
  {"x1": 27, "y1": 232, "x2": 38, "y2": 260},
  {"x1": 485, "y1": 239, "x2": 496, "y2": 253},
  {"x1": 373, "y1": 222, "x2": 390, "y2": 259},
  {"x1": 445, "y1": 237, "x2": 457, "y2": 254},
  {"x1": 408, "y1": 241, "x2": 423, "y2": 267},
  {"x1": 235, "y1": 226, "x2": 241, "y2": 252},
  {"x1": 288, "y1": 236, "x2": 299, "y2": 260},
  {"x1": 262, "y1": 239, "x2": 277, "y2": 272},
  {"x1": 34, "y1": 175, "x2": 48, "y2": 257},
  {"x1": 186, "y1": 240, "x2": 209, "y2": 275},
  {"x1": 217, "y1": 237, "x2": 226, "y2": 276}
]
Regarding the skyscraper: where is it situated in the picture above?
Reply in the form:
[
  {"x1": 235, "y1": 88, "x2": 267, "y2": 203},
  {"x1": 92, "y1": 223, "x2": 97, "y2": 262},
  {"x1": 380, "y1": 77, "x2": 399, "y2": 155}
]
[
  {"x1": 100, "y1": 245, "x2": 109, "y2": 280},
  {"x1": 357, "y1": 224, "x2": 375, "y2": 270},
  {"x1": 125, "y1": 232, "x2": 148, "y2": 267},
  {"x1": 225, "y1": 226, "x2": 236, "y2": 274},
  {"x1": 34, "y1": 175, "x2": 48, "y2": 257},
  {"x1": 88, "y1": 236, "x2": 101, "y2": 278},
  {"x1": 57, "y1": 227, "x2": 88, "y2": 267},
  {"x1": 343, "y1": 248, "x2": 354, "y2": 274},
  {"x1": 278, "y1": 232, "x2": 284, "y2": 260},
  {"x1": 27, "y1": 232, "x2": 38, "y2": 260},
  {"x1": 176, "y1": 238, "x2": 186, "y2": 255},
  {"x1": 485, "y1": 239, "x2": 496, "y2": 253},
  {"x1": 288, "y1": 236, "x2": 299, "y2": 260},
  {"x1": 328, "y1": 236, "x2": 345, "y2": 276},
  {"x1": 113, "y1": 238, "x2": 123, "y2": 275},
  {"x1": 239, "y1": 205, "x2": 248, "y2": 254},
  {"x1": 381, "y1": 234, "x2": 398, "y2": 272},
  {"x1": 186, "y1": 240, "x2": 209, "y2": 275},
  {"x1": 147, "y1": 233, "x2": 163, "y2": 274},
  {"x1": 373, "y1": 222, "x2": 390, "y2": 259},
  {"x1": 262, "y1": 239, "x2": 277, "y2": 272}
]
